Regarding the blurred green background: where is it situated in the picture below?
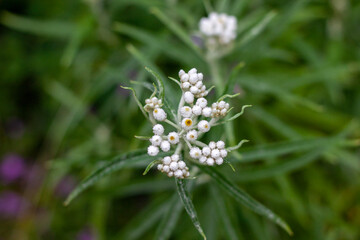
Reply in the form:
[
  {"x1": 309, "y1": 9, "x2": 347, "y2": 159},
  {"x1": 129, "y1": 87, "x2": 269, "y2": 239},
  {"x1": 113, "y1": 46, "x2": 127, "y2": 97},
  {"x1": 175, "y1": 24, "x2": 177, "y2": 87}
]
[{"x1": 1, "y1": 0, "x2": 360, "y2": 239}]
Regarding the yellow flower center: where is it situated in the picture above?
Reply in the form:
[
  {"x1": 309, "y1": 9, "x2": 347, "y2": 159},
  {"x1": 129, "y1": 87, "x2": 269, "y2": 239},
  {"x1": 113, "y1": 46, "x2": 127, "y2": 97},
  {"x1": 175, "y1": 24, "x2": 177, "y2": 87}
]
[
  {"x1": 154, "y1": 109, "x2": 158, "y2": 113},
  {"x1": 170, "y1": 136, "x2": 175, "y2": 141},
  {"x1": 185, "y1": 119, "x2": 192, "y2": 126}
]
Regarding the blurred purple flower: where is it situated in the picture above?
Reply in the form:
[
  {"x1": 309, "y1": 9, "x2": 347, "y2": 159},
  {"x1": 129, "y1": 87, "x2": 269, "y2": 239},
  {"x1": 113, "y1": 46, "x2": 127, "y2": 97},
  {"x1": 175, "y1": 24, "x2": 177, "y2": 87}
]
[
  {"x1": 0, "y1": 191, "x2": 25, "y2": 218},
  {"x1": 0, "y1": 154, "x2": 26, "y2": 183},
  {"x1": 54, "y1": 176, "x2": 77, "y2": 199},
  {"x1": 76, "y1": 227, "x2": 96, "y2": 240}
]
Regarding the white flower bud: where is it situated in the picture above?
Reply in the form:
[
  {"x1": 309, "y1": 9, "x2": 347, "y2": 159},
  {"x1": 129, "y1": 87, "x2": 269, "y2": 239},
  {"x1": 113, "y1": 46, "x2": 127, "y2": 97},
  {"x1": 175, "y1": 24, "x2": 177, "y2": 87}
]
[
  {"x1": 182, "y1": 82, "x2": 190, "y2": 89},
  {"x1": 160, "y1": 141, "x2": 171, "y2": 152},
  {"x1": 174, "y1": 170, "x2": 183, "y2": 178},
  {"x1": 196, "y1": 98, "x2": 207, "y2": 108},
  {"x1": 211, "y1": 149, "x2": 220, "y2": 158},
  {"x1": 178, "y1": 69, "x2": 185, "y2": 78},
  {"x1": 198, "y1": 120, "x2": 210, "y2": 132},
  {"x1": 147, "y1": 145, "x2": 159, "y2": 156},
  {"x1": 220, "y1": 149, "x2": 228, "y2": 158},
  {"x1": 202, "y1": 107, "x2": 212, "y2": 117},
  {"x1": 219, "y1": 101, "x2": 226, "y2": 108},
  {"x1": 202, "y1": 147, "x2": 211, "y2": 156},
  {"x1": 157, "y1": 164, "x2": 163, "y2": 171},
  {"x1": 181, "y1": 118, "x2": 193, "y2": 130},
  {"x1": 151, "y1": 97, "x2": 158, "y2": 103},
  {"x1": 163, "y1": 156, "x2": 171, "y2": 165},
  {"x1": 150, "y1": 135, "x2": 162, "y2": 146},
  {"x1": 180, "y1": 74, "x2": 189, "y2": 82},
  {"x1": 206, "y1": 158, "x2": 215, "y2": 166},
  {"x1": 163, "y1": 165, "x2": 170, "y2": 173},
  {"x1": 192, "y1": 105, "x2": 202, "y2": 116},
  {"x1": 209, "y1": 141, "x2": 216, "y2": 149},
  {"x1": 190, "y1": 86, "x2": 199, "y2": 94},
  {"x1": 199, "y1": 156, "x2": 207, "y2": 163},
  {"x1": 170, "y1": 162, "x2": 178, "y2": 171},
  {"x1": 215, "y1": 157, "x2": 224, "y2": 165},
  {"x1": 184, "y1": 91, "x2": 194, "y2": 104},
  {"x1": 197, "y1": 73, "x2": 203, "y2": 81},
  {"x1": 171, "y1": 154, "x2": 180, "y2": 162},
  {"x1": 189, "y1": 74, "x2": 198, "y2": 84},
  {"x1": 189, "y1": 68, "x2": 197, "y2": 74},
  {"x1": 167, "y1": 171, "x2": 174, "y2": 177},
  {"x1": 180, "y1": 106, "x2": 192, "y2": 118},
  {"x1": 195, "y1": 81, "x2": 203, "y2": 89},
  {"x1": 190, "y1": 147, "x2": 202, "y2": 159},
  {"x1": 186, "y1": 130, "x2": 198, "y2": 141},
  {"x1": 168, "y1": 132, "x2": 179, "y2": 144},
  {"x1": 178, "y1": 161, "x2": 186, "y2": 169},
  {"x1": 153, "y1": 108, "x2": 167, "y2": 121},
  {"x1": 152, "y1": 124, "x2": 164, "y2": 135},
  {"x1": 216, "y1": 141, "x2": 225, "y2": 149}
]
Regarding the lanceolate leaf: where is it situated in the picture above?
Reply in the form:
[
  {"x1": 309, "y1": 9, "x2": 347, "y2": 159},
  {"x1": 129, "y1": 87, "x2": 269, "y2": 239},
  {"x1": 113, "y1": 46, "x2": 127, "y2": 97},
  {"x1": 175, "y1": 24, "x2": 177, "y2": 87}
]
[
  {"x1": 145, "y1": 66, "x2": 165, "y2": 101},
  {"x1": 199, "y1": 166, "x2": 293, "y2": 235},
  {"x1": 176, "y1": 179, "x2": 207, "y2": 240},
  {"x1": 64, "y1": 150, "x2": 171, "y2": 205}
]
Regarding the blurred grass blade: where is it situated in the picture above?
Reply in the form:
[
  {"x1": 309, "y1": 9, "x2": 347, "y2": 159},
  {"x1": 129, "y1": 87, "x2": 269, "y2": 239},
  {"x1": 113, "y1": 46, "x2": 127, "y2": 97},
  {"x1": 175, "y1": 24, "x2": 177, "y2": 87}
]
[
  {"x1": 1, "y1": 11, "x2": 75, "y2": 38},
  {"x1": 176, "y1": 179, "x2": 207, "y2": 240},
  {"x1": 64, "y1": 150, "x2": 170, "y2": 205},
  {"x1": 210, "y1": 186, "x2": 239, "y2": 240},
  {"x1": 150, "y1": 8, "x2": 202, "y2": 58},
  {"x1": 154, "y1": 193, "x2": 184, "y2": 240},
  {"x1": 238, "y1": 10, "x2": 277, "y2": 47},
  {"x1": 200, "y1": 166, "x2": 293, "y2": 235},
  {"x1": 236, "y1": 148, "x2": 326, "y2": 181},
  {"x1": 237, "y1": 137, "x2": 330, "y2": 162},
  {"x1": 222, "y1": 62, "x2": 245, "y2": 96},
  {"x1": 145, "y1": 67, "x2": 165, "y2": 101}
]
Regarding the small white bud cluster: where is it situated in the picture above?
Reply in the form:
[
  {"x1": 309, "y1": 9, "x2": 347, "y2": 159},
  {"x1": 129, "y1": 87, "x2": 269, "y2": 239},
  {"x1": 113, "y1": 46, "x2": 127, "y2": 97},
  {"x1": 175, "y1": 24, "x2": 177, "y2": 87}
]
[
  {"x1": 198, "y1": 141, "x2": 227, "y2": 166},
  {"x1": 147, "y1": 124, "x2": 172, "y2": 156},
  {"x1": 179, "y1": 68, "x2": 208, "y2": 102},
  {"x1": 211, "y1": 100, "x2": 230, "y2": 118},
  {"x1": 199, "y1": 12, "x2": 237, "y2": 45},
  {"x1": 157, "y1": 154, "x2": 190, "y2": 178},
  {"x1": 144, "y1": 97, "x2": 163, "y2": 111}
]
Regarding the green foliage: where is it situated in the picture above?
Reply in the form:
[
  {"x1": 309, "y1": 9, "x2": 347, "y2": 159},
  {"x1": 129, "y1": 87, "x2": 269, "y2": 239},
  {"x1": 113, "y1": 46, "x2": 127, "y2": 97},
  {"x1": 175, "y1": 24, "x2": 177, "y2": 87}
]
[{"x1": 1, "y1": 0, "x2": 360, "y2": 239}]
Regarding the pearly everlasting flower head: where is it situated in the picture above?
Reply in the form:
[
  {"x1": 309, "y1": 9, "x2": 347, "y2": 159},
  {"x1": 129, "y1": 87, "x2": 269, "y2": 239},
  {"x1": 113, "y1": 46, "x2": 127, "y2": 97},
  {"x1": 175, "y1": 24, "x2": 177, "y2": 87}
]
[
  {"x1": 199, "y1": 12, "x2": 237, "y2": 46},
  {"x1": 130, "y1": 67, "x2": 249, "y2": 179}
]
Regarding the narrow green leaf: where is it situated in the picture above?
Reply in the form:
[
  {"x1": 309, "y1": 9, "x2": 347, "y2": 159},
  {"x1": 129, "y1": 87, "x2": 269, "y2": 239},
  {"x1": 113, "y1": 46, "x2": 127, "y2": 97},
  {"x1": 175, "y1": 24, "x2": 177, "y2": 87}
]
[
  {"x1": 210, "y1": 186, "x2": 239, "y2": 240},
  {"x1": 199, "y1": 166, "x2": 293, "y2": 235},
  {"x1": 238, "y1": 10, "x2": 277, "y2": 47},
  {"x1": 154, "y1": 193, "x2": 184, "y2": 240},
  {"x1": 143, "y1": 159, "x2": 161, "y2": 175},
  {"x1": 64, "y1": 150, "x2": 171, "y2": 205},
  {"x1": 150, "y1": 8, "x2": 202, "y2": 58},
  {"x1": 1, "y1": 11, "x2": 75, "y2": 38},
  {"x1": 236, "y1": 148, "x2": 326, "y2": 181},
  {"x1": 217, "y1": 93, "x2": 240, "y2": 102},
  {"x1": 237, "y1": 137, "x2": 330, "y2": 163},
  {"x1": 221, "y1": 105, "x2": 252, "y2": 124},
  {"x1": 145, "y1": 66, "x2": 165, "y2": 101},
  {"x1": 222, "y1": 62, "x2": 246, "y2": 96},
  {"x1": 168, "y1": 76, "x2": 181, "y2": 88},
  {"x1": 120, "y1": 85, "x2": 148, "y2": 120},
  {"x1": 176, "y1": 178, "x2": 207, "y2": 240}
]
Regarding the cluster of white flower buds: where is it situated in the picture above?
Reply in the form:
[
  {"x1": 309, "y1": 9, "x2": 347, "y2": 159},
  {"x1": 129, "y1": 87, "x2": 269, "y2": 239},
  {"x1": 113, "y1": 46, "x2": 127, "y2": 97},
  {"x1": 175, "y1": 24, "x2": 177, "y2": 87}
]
[
  {"x1": 157, "y1": 154, "x2": 190, "y2": 179},
  {"x1": 179, "y1": 68, "x2": 208, "y2": 101},
  {"x1": 199, "y1": 12, "x2": 237, "y2": 45},
  {"x1": 139, "y1": 67, "x2": 247, "y2": 179},
  {"x1": 144, "y1": 97, "x2": 167, "y2": 121},
  {"x1": 211, "y1": 100, "x2": 230, "y2": 118},
  {"x1": 188, "y1": 141, "x2": 227, "y2": 166}
]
